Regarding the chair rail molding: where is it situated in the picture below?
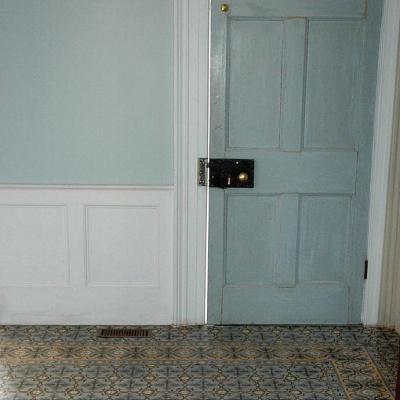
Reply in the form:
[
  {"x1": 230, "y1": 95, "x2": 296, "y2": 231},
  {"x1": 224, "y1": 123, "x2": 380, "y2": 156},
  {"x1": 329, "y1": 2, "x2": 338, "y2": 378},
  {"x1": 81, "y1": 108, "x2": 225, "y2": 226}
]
[
  {"x1": 174, "y1": 0, "x2": 209, "y2": 324},
  {"x1": 363, "y1": 0, "x2": 400, "y2": 325}
]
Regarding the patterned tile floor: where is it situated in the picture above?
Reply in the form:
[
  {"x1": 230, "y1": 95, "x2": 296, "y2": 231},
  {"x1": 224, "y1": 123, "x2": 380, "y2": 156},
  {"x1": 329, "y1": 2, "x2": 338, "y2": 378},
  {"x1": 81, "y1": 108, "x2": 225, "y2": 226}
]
[{"x1": 0, "y1": 325, "x2": 397, "y2": 399}]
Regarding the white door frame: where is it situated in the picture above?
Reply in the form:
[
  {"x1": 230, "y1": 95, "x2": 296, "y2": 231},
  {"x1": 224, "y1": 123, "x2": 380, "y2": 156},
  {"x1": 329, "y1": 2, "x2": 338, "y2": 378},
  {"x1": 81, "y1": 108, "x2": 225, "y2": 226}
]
[
  {"x1": 173, "y1": 0, "x2": 209, "y2": 324},
  {"x1": 174, "y1": 0, "x2": 400, "y2": 325},
  {"x1": 363, "y1": 0, "x2": 400, "y2": 325}
]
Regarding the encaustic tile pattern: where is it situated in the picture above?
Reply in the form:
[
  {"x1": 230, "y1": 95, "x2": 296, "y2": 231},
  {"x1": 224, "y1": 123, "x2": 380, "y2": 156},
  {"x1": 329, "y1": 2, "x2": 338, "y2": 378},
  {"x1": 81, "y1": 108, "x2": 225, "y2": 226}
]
[{"x1": 0, "y1": 325, "x2": 397, "y2": 399}]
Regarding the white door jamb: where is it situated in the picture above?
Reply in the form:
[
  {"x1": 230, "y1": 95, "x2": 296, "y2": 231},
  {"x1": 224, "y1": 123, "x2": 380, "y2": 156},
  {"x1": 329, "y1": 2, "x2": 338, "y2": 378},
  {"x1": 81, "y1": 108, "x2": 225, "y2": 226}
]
[
  {"x1": 363, "y1": 0, "x2": 400, "y2": 325},
  {"x1": 174, "y1": 0, "x2": 209, "y2": 325}
]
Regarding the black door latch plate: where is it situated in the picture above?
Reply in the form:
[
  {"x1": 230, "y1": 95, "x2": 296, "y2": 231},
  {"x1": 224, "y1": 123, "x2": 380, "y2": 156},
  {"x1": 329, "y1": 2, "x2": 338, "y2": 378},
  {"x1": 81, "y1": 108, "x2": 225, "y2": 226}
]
[{"x1": 198, "y1": 158, "x2": 254, "y2": 189}]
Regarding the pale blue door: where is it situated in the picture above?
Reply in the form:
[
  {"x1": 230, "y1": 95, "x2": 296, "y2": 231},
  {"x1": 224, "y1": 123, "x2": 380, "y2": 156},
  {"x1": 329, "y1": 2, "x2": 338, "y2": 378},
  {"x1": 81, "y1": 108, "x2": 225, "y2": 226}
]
[{"x1": 208, "y1": 0, "x2": 382, "y2": 324}]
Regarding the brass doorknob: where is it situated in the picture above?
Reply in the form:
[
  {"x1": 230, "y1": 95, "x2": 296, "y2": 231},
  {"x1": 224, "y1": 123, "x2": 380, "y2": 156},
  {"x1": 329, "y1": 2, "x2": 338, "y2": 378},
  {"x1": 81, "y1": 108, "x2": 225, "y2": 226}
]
[
  {"x1": 220, "y1": 3, "x2": 230, "y2": 12},
  {"x1": 237, "y1": 172, "x2": 249, "y2": 182}
]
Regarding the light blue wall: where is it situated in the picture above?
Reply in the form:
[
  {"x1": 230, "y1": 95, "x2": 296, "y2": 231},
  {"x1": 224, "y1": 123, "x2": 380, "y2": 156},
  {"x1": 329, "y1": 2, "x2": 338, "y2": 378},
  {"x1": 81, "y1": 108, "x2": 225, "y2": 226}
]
[{"x1": 0, "y1": 0, "x2": 174, "y2": 184}]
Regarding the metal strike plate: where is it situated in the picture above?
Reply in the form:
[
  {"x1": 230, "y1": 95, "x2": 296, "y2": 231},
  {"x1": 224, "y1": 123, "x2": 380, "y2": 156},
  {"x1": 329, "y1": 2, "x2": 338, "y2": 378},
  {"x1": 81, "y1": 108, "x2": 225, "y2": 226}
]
[
  {"x1": 198, "y1": 158, "x2": 254, "y2": 189},
  {"x1": 198, "y1": 158, "x2": 208, "y2": 186}
]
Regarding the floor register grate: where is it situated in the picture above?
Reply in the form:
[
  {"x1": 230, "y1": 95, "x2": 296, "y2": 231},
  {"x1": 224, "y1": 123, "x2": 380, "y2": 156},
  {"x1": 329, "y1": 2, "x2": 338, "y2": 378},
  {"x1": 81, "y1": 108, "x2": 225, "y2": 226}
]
[{"x1": 97, "y1": 328, "x2": 150, "y2": 338}]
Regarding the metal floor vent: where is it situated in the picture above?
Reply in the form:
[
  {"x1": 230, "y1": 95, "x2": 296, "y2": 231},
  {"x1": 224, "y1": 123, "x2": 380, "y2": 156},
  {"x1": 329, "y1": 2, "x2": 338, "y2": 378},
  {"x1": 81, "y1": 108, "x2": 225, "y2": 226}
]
[{"x1": 97, "y1": 328, "x2": 150, "y2": 338}]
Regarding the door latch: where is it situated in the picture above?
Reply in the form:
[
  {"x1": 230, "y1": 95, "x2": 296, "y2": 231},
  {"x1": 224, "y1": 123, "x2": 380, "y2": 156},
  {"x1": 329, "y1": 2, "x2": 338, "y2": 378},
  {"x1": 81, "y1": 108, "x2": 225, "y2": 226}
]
[{"x1": 198, "y1": 158, "x2": 254, "y2": 189}]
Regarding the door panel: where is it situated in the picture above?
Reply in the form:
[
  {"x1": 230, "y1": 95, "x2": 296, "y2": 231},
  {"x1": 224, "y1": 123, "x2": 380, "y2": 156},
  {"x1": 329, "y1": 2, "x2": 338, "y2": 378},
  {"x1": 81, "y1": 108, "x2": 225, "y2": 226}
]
[
  {"x1": 304, "y1": 21, "x2": 363, "y2": 149},
  {"x1": 208, "y1": 0, "x2": 382, "y2": 324},
  {"x1": 226, "y1": 195, "x2": 278, "y2": 285},
  {"x1": 298, "y1": 196, "x2": 351, "y2": 282},
  {"x1": 228, "y1": 20, "x2": 282, "y2": 149},
  {"x1": 221, "y1": 284, "x2": 349, "y2": 323}
]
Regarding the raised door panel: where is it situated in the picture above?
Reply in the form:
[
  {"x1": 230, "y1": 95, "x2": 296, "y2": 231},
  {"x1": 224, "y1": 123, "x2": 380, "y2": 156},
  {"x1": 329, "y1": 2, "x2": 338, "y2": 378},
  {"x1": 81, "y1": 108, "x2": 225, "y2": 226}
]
[
  {"x1": 225, "y1": 195, "x2": 278, "y2": 285},
  {"x1": 304, "y1": 21, "x2": 363, "y2": 149},
  {"x1": 225, "y1": 194, "x2": 300, "y2": 288},
  {"x1": 298, "y1": 196, "x2": 351, "y2": 282},
  {"x1": 228, "y1": 20, "x2": 283, "y2": 149}
]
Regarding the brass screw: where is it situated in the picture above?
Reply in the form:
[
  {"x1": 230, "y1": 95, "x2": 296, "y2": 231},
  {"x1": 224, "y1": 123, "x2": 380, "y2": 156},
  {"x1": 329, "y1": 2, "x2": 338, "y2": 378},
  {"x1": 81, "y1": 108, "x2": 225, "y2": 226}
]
[{"x1": 220, "y1": 3, "x2": 230, "y2": 13}]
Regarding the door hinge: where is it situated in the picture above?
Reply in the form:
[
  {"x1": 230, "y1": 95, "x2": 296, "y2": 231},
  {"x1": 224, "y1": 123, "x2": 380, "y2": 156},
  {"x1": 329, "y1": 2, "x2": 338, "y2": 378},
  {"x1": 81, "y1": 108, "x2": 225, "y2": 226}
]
[{"x1": 364, "y1": 259, "x2": 368, "y2": 280}]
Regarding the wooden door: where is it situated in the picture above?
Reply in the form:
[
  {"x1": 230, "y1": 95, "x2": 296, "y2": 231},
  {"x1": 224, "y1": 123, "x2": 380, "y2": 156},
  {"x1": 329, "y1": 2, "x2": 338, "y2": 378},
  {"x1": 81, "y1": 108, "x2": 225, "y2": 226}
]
[{"x1": 208, "y1": 0, "x2": 382, "y2": 324}]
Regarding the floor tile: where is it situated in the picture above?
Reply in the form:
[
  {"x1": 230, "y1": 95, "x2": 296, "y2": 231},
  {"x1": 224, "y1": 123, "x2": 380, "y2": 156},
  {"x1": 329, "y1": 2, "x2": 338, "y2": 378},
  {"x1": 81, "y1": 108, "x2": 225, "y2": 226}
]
[{"x1": 0, "y1": 325, "x2": 397, "y2": 399}]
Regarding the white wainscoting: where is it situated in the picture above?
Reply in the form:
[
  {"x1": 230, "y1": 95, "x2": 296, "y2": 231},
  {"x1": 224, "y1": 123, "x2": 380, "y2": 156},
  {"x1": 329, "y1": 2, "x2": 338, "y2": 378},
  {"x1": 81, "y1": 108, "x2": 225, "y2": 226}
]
[{"x1": 0, "y1": 186, "x2": 174, "y2": 324}]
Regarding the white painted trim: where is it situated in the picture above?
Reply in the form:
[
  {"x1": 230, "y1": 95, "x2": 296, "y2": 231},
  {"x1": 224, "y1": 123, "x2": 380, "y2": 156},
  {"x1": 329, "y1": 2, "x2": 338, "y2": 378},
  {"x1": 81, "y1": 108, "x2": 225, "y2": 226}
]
[
  {"x1": 378, "y1": 73, "x2": 400, "y2": 328},
  {"x1": 363, "y1": 0, "x2": 400, "y2": 325},
  {"x1": 174, "y1": 0, "x2": 209, "y2": 325},
  {"x1": 0, "y1": 184, "x2": 174, "y2": 191}
]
